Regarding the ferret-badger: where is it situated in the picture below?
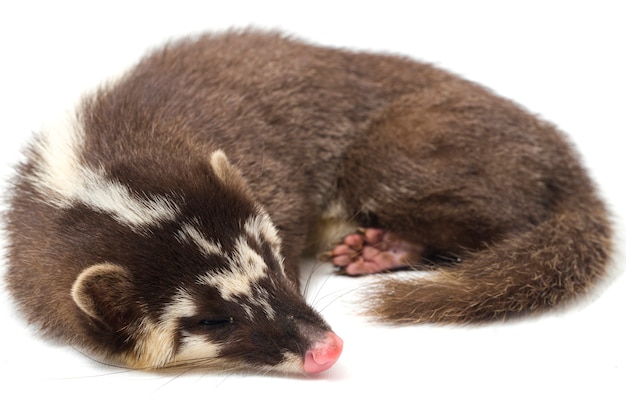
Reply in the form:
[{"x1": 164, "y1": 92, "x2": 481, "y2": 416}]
[{"x1": 4, "y1": 30, "x2": 612, "y2": 375}]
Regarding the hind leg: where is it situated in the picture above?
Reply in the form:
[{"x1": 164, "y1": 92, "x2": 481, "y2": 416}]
[
  {"x1": 330, "y1": 89, "x2": 548, "y2": 274},
  {"x1": 327, "y1": 228, "x2": 424, "y2": 275}
]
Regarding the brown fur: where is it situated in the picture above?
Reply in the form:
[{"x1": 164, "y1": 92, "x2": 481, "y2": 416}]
[
  {"x1": 340, "y1": 83, "x2": 613, "y2": 322},
  {"x1": 4, "y1": 29, "x2": 613, "y2": 362}
]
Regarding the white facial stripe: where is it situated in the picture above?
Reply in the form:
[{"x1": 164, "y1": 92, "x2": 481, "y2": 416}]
[
  {"x1": 199, "y1": 235, "x2": 277, "y2": 320},
  {"x1": 200, "y1": 235, "x2": 267, "y2": 301},
  {"x1": 29, "y1": 109, "x2": 180, "y2": 229},
  {"x1": 251, "y1": 287, "x2": 276, "y2": 320},
  {"x1": 244, "y1": 211, "x2": 282, "y2": 249},
  {"x1": 244, "y1": 211, "x2": 285, "y2": 276},
  {"x1": 142, "y1": 290, "x2": 222, "y2": 368},
  {"x1": 177, "y1": 223, "x2": 224, "y2": 257},
  {"x1": 165, "y1": 289, "x2": 198, "y2": 318},
  {"x1": 125, "y1": 289, "x2": 201, "y2": 369},
  {"x1": 127, "y1": 291, "x2": 189, "y2": 368},
  {"x1": 125, "y1": 317, "x2": 176, "y2": 369},
  {"x1": 261, "y1": 352, "x2": 303, "y2": 374},
  {"x1": 173, "y1": 333, "x2": 223, "y2": 365},
  {"x1": 193, "y1": 213, "x2": 284, "y2": 320},
  {"x1": 231, "y1": 235, "x2": 268, "y2": 283}
]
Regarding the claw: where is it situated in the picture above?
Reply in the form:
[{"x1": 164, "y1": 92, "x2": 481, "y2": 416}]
[{"x1": 333, "y1": 265, "x2": 348, "y2": 275}]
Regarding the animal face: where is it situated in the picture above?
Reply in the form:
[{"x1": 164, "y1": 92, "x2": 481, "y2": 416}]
[{"x1": 64, "y1": 149, "x2": 342, "y2": 373}]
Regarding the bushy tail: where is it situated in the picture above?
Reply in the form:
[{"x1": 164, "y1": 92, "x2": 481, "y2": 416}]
[{"x1": 365, "y1": 192, "x2": 613, "y2": 324}]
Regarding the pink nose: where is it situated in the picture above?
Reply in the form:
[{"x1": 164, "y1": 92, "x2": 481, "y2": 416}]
[{"x1": 303, "y1": 331, "x2": 343, "y2": 374}]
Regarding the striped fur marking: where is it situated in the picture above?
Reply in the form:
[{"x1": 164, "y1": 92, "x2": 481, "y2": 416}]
[
  {"x1": 177, "y1": 221, "x2": 224, "y2": 257},
  {"x1": 28, "y1": 109, "x2": 180, "y2": 229},
  {"x1": 249, "y1": 286, "x2": 276, "y2": 320},
  {"x1": 165, "y1": 288, "x2": 198, "y2": 318},
  {"x1": 196, "y1": 212, "x2": 285, "y2": 319},
  {"x1": 172, "y1": 333, "x2": 223, "y2": 366},
  {"x1": 126, "y1": 316, "x2": 177, "y2": 369},
  {"x1": 199, "y1": 235, "x2": 267, "y2": 301},
  {"x1": 122, "y1": 289, "x2": 196, "y2": 368},
  {"x1": 261, "y1": 352, "x2": 302, "y2": 374},
  {"x1": 244, "y1": 211, "x2": 282, "y2": 251},
  {"x1": 124, "y1": 289, "x2": 226, "y2": 369},
  {"x1": 162, "y1": 289, "x2": 223, "y2": 367}
]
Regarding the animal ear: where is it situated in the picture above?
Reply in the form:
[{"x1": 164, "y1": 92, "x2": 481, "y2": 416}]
[
  {"x1": 71, "y1": 263, "x2": 138, "y2": 329},
  {"x1": 209, "y1": 149, "x2": 254, "y2": 197}
]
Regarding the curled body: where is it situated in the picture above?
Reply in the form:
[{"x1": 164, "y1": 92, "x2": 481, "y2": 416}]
[{"x1": 4, "y1": 30, "x2": 612, "y2": 374}]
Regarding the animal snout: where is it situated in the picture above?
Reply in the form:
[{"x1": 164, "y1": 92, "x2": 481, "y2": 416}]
[{"x1": 303, "y1": 331, "x2": 343, "y2": 374}]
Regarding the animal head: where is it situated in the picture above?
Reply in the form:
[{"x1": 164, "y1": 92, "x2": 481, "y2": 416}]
[{"x1": 41, "y1": 145, "x2": 344, "y2": 374}]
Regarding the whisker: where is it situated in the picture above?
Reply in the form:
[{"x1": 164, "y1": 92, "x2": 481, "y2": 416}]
[{"x1": 314, "y1": 285, "x2": 365, "y2": 314}]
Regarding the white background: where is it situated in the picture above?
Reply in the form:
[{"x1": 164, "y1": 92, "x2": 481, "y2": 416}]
[{"x1": 1, "y1": 1, "x2": 624, "y2": 415}]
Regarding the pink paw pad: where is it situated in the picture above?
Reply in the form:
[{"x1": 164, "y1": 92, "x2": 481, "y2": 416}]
[{"x1": 327, "y1": 228, "x2": 423, "y2": 276}]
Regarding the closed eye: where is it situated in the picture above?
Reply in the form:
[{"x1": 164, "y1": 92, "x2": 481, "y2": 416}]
[{"x1": 198, "y1": 317, "x2": 233, "y2": 327}]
